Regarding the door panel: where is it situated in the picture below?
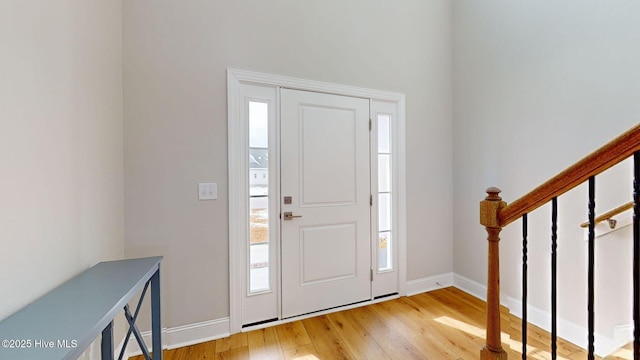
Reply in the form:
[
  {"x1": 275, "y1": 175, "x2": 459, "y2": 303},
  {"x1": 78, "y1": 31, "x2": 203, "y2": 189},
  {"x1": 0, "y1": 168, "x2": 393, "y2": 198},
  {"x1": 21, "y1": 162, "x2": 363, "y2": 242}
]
[
  {"x1": 299, "y1": 105, "x2": 357, "y2": 206},
  {"x1": 301, "y1": 223, "x2": 357, "y2": 284},
  {"x1": 281, "y1": 89, "x2": 371, "y2": 319}
]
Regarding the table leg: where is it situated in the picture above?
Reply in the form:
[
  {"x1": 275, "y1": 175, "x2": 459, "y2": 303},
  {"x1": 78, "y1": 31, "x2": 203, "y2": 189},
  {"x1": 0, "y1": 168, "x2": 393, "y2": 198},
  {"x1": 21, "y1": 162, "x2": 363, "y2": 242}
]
[
  {"x1": 101, "y1": 321, "x2": 114, "y2": 360},
  {"x1": 151, "y1": 267, "x2": 162, "y2": 359}
]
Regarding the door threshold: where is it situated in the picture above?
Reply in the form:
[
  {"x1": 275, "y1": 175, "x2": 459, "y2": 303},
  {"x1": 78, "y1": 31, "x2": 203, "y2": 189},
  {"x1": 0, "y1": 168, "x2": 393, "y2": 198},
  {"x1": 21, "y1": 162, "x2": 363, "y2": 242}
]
[
  {"x1": 240, "y1": 293, "x2": 401, "y2": 332},
  {"x1": 242, "y1": 318, "x2": 279, "y2": 329}
]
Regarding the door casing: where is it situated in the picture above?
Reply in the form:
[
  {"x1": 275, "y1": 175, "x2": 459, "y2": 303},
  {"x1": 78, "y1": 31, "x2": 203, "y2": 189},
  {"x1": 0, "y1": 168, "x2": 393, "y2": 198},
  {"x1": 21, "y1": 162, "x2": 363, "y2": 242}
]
[{"x1": 227, "y1": 68, "x2": 407, "y2": 334}]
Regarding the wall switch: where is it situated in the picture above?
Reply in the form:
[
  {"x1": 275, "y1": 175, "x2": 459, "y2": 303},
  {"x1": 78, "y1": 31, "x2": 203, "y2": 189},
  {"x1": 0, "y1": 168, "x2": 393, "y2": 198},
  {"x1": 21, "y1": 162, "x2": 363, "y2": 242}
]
[{"x1": 198, "y1": 183, "x2": 217, "y2": 200}]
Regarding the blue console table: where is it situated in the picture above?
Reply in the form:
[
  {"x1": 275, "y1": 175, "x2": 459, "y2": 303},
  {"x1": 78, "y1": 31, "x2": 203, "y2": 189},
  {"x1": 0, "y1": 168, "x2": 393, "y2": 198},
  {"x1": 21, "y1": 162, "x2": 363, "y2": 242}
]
[{"x1": 0, "y1": 256, "x2": 163, "y2": 360}]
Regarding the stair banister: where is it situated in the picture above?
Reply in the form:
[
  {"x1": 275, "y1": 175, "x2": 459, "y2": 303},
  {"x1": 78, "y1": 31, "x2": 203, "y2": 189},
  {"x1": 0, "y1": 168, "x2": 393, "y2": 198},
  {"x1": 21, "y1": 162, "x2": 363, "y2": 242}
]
[{"x1": 480, "y1": 123, "x2": 640, "y2": 359}]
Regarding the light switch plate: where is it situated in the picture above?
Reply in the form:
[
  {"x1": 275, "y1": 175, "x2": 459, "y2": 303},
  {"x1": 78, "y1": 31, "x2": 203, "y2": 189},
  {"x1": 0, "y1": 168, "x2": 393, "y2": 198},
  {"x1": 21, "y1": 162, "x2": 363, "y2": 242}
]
[{"x1": 198, "y1": 183, "x2": 217, "y2": 200}]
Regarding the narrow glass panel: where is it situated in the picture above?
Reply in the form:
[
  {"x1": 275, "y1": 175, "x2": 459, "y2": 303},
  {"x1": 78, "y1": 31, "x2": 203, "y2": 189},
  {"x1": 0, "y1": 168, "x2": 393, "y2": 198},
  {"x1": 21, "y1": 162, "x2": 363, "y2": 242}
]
[
  {"x1": 377, "y1": 115, "x2": 390, "y2": 153},
  {"x1": 378, "y1": 193, "x2": 391, "y2": 232},
  {"x1": 378, "y1": 154, "x2": 391, "y2": 193},
  {"x1": 249, "y1": 101, "x2": 269, "y2": 293},
  {"x1": 377, "y1": 113, "x2": 392, "y2": 273},
  {"x1": 249, "y1": 196, "x2": 269, "y2": 244},
  {"x1": 378, "y1": 231, "x2": 392, "y2": 271},
  {"x1": 249, "y1": 102, "x2": 268, "y2": 148},
  {"x1": 250, "y1": 243, "x2": 269, "y2": 292},
  {"x1": 249, "y1": 149, "x2": 268, "y2": 196}
]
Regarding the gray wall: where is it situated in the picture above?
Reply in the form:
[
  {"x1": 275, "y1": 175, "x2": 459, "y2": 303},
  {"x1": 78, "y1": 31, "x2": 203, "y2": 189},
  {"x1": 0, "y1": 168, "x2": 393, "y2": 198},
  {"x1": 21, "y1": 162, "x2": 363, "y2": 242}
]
[
  {"x1": 0, "y1": 0, "x2": 124, "y2": 335},
  {"x1": 123, "y1": 0, "x2": 453, "y2": 328},
  {"x1": 454, "y1": 0, "x2": 640, "y2": 339}
]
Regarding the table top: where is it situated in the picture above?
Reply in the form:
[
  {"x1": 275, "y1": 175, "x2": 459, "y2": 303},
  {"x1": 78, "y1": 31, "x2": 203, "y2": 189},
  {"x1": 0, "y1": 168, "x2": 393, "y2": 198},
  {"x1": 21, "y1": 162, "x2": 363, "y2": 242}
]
[{"x1": 0, "y1": 256, "x2": 162, "y2": 360}]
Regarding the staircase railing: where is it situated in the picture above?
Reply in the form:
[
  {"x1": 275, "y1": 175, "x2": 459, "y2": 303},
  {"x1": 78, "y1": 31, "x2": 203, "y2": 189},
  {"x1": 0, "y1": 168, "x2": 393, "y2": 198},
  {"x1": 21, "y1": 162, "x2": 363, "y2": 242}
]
[{"x1": 480, "y1": 123, "x2": 640, "y2": 360}]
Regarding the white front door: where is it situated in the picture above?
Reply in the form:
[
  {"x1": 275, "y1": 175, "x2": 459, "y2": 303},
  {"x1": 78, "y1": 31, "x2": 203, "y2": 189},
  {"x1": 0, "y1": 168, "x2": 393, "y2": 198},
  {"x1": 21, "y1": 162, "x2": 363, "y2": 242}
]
[{"x1": 280, "y1": 89, "x2": 371, "y2": 318}]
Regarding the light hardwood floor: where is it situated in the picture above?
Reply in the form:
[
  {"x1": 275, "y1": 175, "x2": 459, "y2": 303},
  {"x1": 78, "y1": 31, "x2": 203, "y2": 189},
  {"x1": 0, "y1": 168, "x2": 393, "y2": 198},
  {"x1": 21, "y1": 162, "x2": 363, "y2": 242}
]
[{"x1": 130, "y1": 287, "x2": 631, "y2": 360}]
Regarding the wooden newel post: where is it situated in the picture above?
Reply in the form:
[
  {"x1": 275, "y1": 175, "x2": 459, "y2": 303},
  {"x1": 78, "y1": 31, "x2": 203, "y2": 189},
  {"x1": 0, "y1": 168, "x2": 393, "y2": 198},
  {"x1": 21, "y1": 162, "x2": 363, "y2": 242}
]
[{"x1": 480, "y1": 187, "x2": 508, "y2": 360}]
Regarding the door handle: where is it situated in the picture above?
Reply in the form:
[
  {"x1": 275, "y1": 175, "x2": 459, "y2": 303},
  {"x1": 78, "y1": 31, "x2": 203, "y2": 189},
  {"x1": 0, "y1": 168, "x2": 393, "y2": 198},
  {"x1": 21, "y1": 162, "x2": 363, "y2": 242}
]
[{"x1": 283, "y1": 212, "x2": 302, "y2": 220}]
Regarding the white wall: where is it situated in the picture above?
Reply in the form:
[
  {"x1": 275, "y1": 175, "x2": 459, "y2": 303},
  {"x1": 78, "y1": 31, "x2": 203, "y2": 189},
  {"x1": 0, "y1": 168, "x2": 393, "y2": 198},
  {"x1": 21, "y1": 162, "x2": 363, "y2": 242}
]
[
  {"x1": 454, "y1": 0, "x2": 640, "y2": 347},
  {"x1": 123, "y1": 0, "x2": 453, "y2": 329},
  {"x1": 0, "y1": 0, "x2": 125, "y2": 344}
]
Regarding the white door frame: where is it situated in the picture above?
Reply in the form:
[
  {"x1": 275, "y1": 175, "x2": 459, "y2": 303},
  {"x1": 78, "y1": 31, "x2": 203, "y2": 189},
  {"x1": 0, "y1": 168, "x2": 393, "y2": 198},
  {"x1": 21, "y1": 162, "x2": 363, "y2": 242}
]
[{"x1": 227, "y1": 68, "x2": 406, "y2": 334}]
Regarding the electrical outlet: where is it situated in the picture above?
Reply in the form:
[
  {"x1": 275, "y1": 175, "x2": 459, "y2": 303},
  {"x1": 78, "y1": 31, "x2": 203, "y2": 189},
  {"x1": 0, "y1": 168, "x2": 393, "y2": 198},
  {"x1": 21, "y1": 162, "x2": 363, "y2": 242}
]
[{"x1": 198, "y1": 183, "x2": 217, "y2": 200}]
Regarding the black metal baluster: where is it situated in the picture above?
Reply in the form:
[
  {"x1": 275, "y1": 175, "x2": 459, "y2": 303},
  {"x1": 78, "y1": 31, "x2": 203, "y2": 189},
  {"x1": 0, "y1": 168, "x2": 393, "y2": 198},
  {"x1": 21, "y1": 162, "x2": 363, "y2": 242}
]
[
  {"x1": 522, "y1": 213, "x2": 528, "y2": 359},
  {"x1": 551, "y1": 197, "x2": 558, "y2": 360},
  {"x1": 588, "y1": 176, "x2": 596, "y2": 360},
  {"x1": 634, "y1": 151, "x2": 640, "y2": 360}
]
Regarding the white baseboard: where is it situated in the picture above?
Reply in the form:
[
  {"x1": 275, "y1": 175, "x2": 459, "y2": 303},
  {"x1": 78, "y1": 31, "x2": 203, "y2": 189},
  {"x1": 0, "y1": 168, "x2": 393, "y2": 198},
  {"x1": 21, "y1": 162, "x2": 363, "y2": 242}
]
[
  {"x1": 124, "y1": 318, "x2": 230, "y2": 357},
  {"x1": 114, "y1": 336, "x2": 127, "y2": 359},
  {"x1": 166, "y1": 317, "x2": 231, "y2": 349},
  {"x1": 504, "y1": 294, "x2": 624, "y2": 357},
  {"x1": 614, "y1": 323, "x2": 634, "y2": 345},
  {"x1": 405, "y1": 272, "x2": 453, "y2": 296},
  {"x1": 452, "y1": 273, "x2": 487, "y2": 301},
  {"x1": 453, "y1": 273, "x2": 623, "y2": 357}
]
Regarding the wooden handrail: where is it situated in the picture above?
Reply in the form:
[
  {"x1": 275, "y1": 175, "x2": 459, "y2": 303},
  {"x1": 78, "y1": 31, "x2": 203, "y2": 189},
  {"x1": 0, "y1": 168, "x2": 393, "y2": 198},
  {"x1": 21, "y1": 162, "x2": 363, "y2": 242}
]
[
  {"x1": 499, "y1": 124, "x2": 640, "y2": 227},
  {"x1": 579, "y1": 201, "x2": 633, "y2": 228}
]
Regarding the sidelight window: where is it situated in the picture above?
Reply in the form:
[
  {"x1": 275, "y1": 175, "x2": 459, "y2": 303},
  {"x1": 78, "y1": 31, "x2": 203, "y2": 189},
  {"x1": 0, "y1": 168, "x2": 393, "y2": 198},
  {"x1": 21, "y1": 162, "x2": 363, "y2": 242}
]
[
  {"x1": 377, "y1": 114, "x2": 392, "y2": 271},
  {"x1": 249, "y1": 101, "x2": 270, "y2": 293}
]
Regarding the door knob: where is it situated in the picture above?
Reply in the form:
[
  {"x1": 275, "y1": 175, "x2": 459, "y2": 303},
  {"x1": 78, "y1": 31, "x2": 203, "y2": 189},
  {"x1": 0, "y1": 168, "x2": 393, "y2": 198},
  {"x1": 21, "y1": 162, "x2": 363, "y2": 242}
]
[{"x1": 283, "y1": 212, "x2": 302, "y2": 220}]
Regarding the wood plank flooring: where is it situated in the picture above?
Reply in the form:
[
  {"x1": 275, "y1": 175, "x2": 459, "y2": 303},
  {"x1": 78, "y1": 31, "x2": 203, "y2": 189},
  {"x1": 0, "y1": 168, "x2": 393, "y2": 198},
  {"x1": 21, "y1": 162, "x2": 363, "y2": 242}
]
[{"x1": 129, "y1": 287, "x2": 631, "y2": 360}]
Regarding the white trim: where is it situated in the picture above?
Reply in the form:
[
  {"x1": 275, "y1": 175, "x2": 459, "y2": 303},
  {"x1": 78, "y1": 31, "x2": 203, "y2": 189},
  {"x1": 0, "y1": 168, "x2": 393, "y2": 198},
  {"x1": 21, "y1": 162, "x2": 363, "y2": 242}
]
[
  {"x1": 123, "y1": 329, "x2": 161, "y2": 357},
  {"x1": 114, "y1": 336, "x2": 127, "y2": 360},
  {"x1": 396, "y1": 98, "x2": 407, "y2": 296},
  {"x1": 453, "y1": 273, "x2": 487, "y2": 301},
  {"x1": 228, "y1": 68, "x2": 404, "y2": 102},
  {"x1": 123, "y1": 318, "x2": 230, "y2": 357},
  {"x1": 166, "y1": 318, "x2": 231, "y2": 349},
  {"x1": 405, "y1": 273, "x2": 454, "y2": 296},
  {"x1": 453, "y1": 273, "x2": 624, "y2": 357},
  {"x1": 122, "y1": 329, "x2": 161, "y2": 357},
  {"x1": 614, "y1": 323, "x2": 634, "y2": 347},
  {"x1": 227, "y1": 70, "x2": 244, "y2": 334},
  {"x1": 503, "y1": 295, "x2": 622, "y2": 356},
  {"x1": 227, "y1": 68, "x2": 407, "y2": 333}
]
